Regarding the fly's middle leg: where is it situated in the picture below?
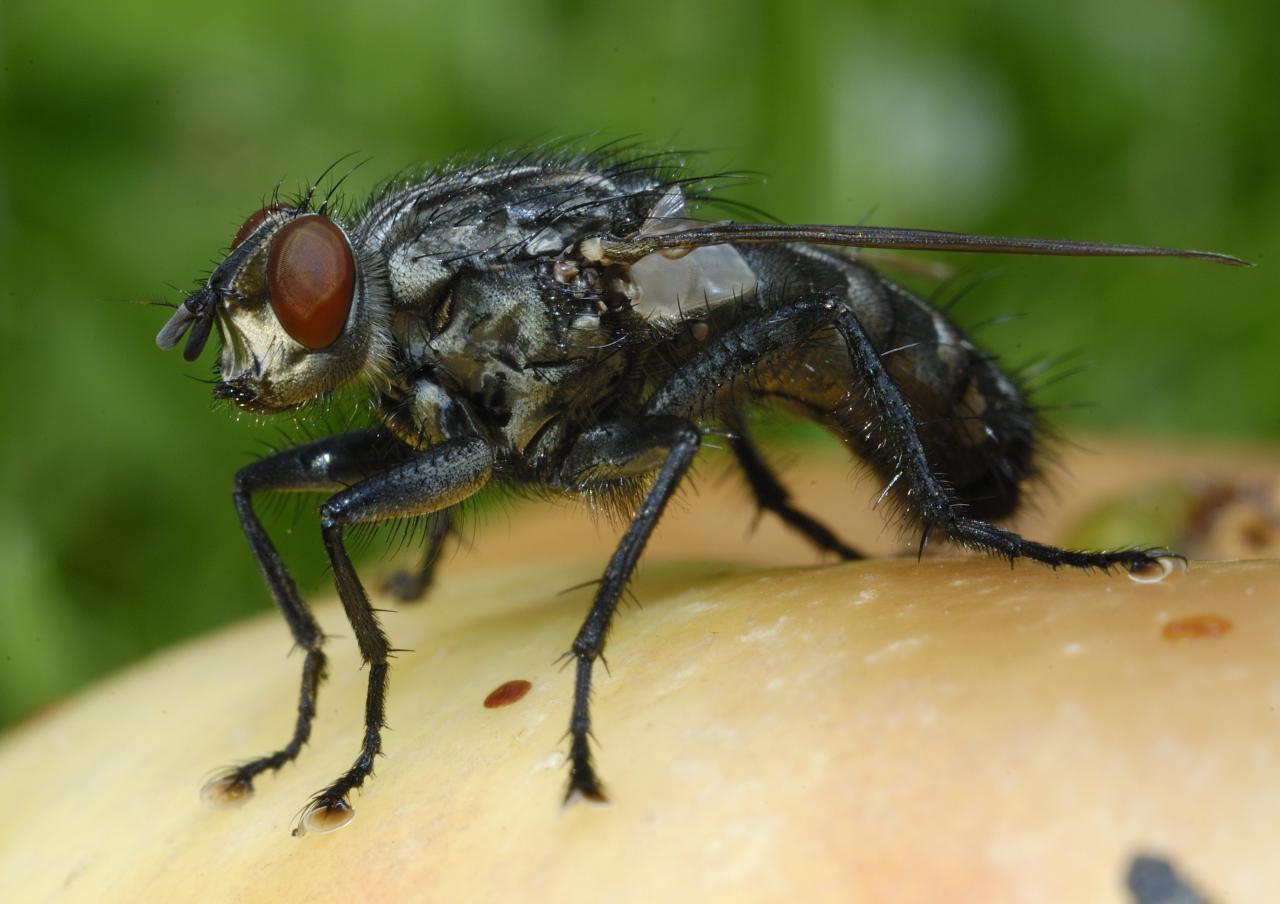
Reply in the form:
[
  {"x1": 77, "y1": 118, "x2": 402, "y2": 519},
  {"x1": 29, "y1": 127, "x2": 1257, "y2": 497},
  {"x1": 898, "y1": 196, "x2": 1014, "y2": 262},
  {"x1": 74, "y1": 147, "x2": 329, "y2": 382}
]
[
  {"x1": 556, "y1": 416, "x2": 702, "y2": 802},
  {"x1": 382, "y1": 509, "x2": 455, "y2": 603}
]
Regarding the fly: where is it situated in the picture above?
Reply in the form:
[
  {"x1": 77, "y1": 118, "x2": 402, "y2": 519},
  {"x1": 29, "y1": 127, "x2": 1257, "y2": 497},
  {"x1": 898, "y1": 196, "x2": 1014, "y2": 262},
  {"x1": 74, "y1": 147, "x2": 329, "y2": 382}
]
[{"x1": 155, "y1": 148, "x2": 1246, "y2": 835}]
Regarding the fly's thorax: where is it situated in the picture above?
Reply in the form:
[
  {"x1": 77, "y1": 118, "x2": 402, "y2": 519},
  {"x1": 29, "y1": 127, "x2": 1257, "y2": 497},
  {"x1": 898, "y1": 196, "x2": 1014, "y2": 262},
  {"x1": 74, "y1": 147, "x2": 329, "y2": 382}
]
[
  {"x1": 387, "y1": 265, "x2": 622, "y2": 451},
  {"x1": 192, "y1": 207, "x2": 392, "y2": 412}
]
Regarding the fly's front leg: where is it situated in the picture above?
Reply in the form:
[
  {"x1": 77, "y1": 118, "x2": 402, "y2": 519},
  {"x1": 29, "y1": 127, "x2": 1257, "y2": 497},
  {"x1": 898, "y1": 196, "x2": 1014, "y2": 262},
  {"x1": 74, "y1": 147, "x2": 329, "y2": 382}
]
[
  {"x1": 557, "y1": 416, "x2": 702, "y2": 802},
  {"x1": 382, "y1": 509, "x2": 454, "y2": 602},
  {"x1": 205, "y1": 429, "x2": 413, "y2": 807},
  {"x1": 726, "y1": 412, "x2": 861, "y2": 561},
  {"x1": 296, "y1": 435, "x2": 492, "y2": 835}
]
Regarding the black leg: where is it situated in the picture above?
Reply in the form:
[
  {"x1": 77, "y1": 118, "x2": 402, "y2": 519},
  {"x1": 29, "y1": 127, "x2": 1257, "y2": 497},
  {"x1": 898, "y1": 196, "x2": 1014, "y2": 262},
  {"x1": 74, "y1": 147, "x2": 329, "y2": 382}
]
[
  {"x1": 381, "y1": 509, "x2": 454, "y2": 602},
  {"x1": 203, "y1": 429, "x2": 413, "y2": 808},
  {"x1": 296, "y1": 435, "x2": 493, "y2": 834},
  {"x1": 557, "y1": 416, "x2": 702, "y2": 802},
  {"x1": 726, "y1": 413, "x2": 861, "y2": 560},
  {"x1": 645, "y1": 296, "x2": 1170, "y2": 572},
  {"x1": 823, "y1": 302, "x2": 1169, "y2": 569}
]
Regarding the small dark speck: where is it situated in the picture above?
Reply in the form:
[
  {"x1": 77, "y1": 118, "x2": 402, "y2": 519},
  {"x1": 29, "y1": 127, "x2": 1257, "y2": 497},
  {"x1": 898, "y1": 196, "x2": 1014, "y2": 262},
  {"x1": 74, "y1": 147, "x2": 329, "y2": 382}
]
[
  {"x1": 484, "y1": 679, "x2": 532, "y2": 709},
  {"x1": 1127, "y1": 853, "x2": 1212, "y2": 904}
]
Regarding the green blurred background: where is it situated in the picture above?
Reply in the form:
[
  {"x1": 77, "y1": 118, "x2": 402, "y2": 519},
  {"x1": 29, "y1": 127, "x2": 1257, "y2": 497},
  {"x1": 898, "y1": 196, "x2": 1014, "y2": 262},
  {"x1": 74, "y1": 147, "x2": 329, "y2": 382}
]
[{"x1": 1, "y1": 0, "x2": 1277, "y2": 727}]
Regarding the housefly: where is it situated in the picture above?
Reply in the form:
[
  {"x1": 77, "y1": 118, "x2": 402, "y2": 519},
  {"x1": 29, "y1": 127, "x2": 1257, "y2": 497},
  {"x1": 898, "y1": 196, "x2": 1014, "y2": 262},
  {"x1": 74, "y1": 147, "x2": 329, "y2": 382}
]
[{"x1": 155, "y1": 148, "x2": 1246, "y2": 835}]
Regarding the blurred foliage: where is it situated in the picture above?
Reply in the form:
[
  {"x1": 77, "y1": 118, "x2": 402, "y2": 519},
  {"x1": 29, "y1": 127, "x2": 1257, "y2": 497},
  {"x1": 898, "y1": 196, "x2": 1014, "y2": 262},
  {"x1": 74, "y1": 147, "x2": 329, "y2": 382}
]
[{"x1": 1, "y1": 0, "x2": 1277, "y2": 726}]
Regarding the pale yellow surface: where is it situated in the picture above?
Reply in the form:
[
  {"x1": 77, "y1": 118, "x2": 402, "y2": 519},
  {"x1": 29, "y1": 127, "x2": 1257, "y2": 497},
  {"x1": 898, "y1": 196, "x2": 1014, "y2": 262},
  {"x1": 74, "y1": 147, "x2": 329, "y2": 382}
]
[{"x1": 2, "y1": 439, "x2": 1279, "y2": 903}]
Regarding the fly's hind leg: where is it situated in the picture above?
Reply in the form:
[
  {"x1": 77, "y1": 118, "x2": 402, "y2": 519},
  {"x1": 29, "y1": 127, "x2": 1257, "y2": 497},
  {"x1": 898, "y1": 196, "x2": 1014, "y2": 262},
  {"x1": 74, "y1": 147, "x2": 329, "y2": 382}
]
[
  {"x1": 727, "y1": 412, "x2": 861, "y2": 560},
  {"x1": 382, "y1": 509, "x2": 454, "y2": 603},
  {"x1": 645, "y1": 296, "x2": 1171, "y2": 574},
  {"x1": 824, "y1": 301, "x2": 1173, "y2": 571}
]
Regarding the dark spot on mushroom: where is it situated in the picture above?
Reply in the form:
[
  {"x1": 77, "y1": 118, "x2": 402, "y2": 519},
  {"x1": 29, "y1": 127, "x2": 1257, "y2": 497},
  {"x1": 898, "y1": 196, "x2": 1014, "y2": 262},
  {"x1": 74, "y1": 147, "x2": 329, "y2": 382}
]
[
  {"x1": 1126, "y1": 852, "x2": 1210, "y2": 904},
  {"x1": 484, "y1": 679, "x2": 532, "y2": 708}
]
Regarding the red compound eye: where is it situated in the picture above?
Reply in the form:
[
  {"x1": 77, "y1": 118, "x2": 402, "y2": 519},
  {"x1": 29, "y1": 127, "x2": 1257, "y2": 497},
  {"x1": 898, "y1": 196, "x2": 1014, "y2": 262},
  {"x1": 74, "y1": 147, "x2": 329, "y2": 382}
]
[
  {"x1": 266, "y1": 214, "x2": 356, "y2": 350},
  {"x1": 230, "y1": 204, "x2": 290, "y2": 250}
]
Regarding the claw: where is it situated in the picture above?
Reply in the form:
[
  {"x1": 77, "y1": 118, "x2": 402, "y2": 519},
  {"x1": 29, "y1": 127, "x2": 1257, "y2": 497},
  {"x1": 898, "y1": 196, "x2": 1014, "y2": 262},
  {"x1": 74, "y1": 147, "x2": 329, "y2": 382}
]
[
  {"x1": 1127, "y1": 554, "x2": 1185, "y2": 584},
  {"x1": 381, "y1": 569, "x2": 426, "y2": 602},
  {"x1": 200, "y1": 771, "x2": 255, "y2": 809},
  {"x1": 293, "y1": 796, "x2": 355, "y2": 836},
  {"x1": 563, "y1": 775, "x2": 609, "y2": 807},
  {"x1": 564, "y1": 745, "x2": 609, "y2": 806}
]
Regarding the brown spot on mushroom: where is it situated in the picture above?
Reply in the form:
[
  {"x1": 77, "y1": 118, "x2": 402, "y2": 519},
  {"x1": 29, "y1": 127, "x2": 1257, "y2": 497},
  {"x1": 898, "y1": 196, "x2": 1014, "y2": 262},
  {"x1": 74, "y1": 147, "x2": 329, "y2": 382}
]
[
  {"x1": 1162, "y1": 614, "x2": 1233, "y2": 641},
  {"x1": 484, "y1": 679, "x2": 532, "y2": 708}
]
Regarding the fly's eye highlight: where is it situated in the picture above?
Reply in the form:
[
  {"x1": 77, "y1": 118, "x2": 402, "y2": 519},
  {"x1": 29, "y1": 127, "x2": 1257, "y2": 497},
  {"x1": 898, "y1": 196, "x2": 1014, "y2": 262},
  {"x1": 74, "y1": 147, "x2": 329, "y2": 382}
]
[
  {"x1": 266, "y1": 214, "x2": 356, "y2": 350},
  {"x1": 230, "y1": 204, "x2": 290, "y2": 250}
]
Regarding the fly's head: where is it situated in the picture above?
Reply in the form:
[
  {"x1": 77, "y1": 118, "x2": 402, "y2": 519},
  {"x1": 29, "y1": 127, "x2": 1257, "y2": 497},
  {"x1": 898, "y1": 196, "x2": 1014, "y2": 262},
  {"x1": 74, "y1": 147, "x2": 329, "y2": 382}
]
[{"x1": 157, "y1": 204, "x2": 389, "y2": 413}]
